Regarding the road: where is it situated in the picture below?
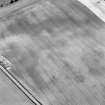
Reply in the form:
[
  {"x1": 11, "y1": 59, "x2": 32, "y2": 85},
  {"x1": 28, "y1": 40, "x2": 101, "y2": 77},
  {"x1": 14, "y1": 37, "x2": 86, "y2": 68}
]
[{"x1": 0, "y1": 66, "x2": 34, "y2": 105}]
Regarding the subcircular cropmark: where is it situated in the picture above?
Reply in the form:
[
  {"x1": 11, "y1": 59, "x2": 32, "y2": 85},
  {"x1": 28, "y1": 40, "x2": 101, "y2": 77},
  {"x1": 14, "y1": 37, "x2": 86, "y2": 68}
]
[{"x1": 82, "y1": 45, "x2": 105, "y2": 77}]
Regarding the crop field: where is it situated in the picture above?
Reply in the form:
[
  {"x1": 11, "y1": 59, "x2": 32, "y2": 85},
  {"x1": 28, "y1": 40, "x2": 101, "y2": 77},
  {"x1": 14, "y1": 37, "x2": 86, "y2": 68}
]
[{"x1": 1, "y1": 0, "x2": 105, "y2": 105}]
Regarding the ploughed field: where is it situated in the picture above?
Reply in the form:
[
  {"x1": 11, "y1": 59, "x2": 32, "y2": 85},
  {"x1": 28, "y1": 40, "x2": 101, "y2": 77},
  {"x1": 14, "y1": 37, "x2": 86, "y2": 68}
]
[{"x1": 1, "y1": 0, "x2": 105, "y2": 105}]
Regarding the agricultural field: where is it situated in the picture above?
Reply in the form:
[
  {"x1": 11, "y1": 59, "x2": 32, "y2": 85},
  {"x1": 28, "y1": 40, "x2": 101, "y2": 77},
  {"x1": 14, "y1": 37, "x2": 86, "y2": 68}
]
[{"x1": 1, "y1": 0, "x2": 105, "y2": 105}]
